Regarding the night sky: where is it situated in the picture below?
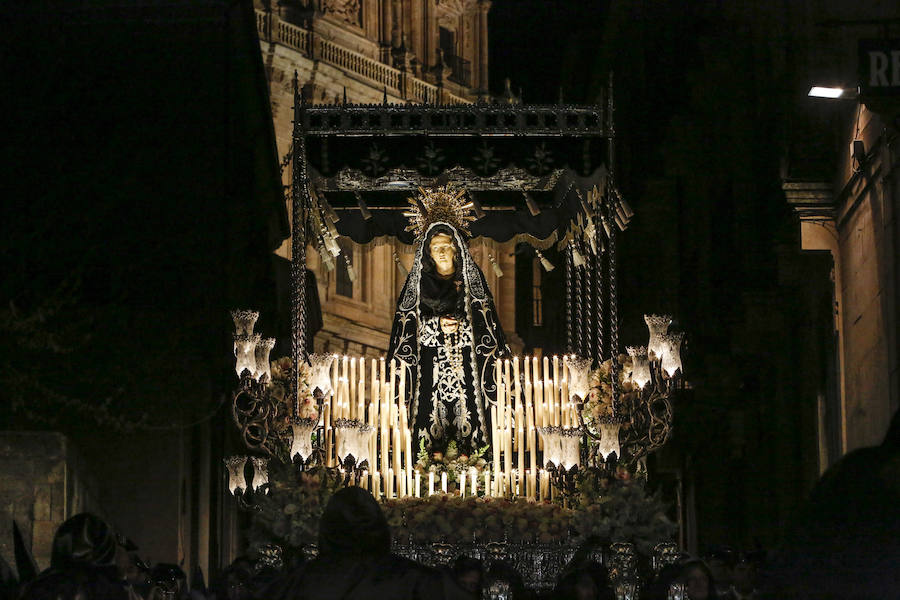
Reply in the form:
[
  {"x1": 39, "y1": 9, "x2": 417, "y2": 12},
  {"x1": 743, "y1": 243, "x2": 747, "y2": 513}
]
[{"x1": 489, "y1": 0, "x2": 610, "y2": 103}]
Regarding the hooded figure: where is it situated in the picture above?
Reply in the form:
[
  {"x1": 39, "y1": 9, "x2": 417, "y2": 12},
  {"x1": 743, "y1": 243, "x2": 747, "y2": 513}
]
[
  {"x1": 263, "y1": 487, "x2": 442, "y2": 600},
  {"x1": 21, "y1": 513, "x2": 137, "y2": 600},
  {"x1": 388, "y1": 218, "x2": 508, "y2": 456}
]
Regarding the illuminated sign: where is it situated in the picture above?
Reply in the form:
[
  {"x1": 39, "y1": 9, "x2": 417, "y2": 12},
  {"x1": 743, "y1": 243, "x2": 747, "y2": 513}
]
[{"x1": 859, "y1": 39, "x2": 900, "y2": 97}]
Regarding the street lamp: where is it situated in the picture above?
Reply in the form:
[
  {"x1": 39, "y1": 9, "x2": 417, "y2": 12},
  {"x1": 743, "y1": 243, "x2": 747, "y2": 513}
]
[{"x1": 807, "y1": 86, "x2": 859, "y2": 99}]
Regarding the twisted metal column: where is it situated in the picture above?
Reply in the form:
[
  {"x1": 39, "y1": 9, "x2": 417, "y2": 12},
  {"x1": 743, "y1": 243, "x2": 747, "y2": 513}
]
[
  {"x1": 607, "y1": 71, "x2": 619, "y2": 405},
  {"x1": 574, "y1": 248, "x2": 585, "y2": 357},
  {"x1": 608, "y1": 204, "x2": 619, "y2": 406},
  {"x1": 594, "y1": 211, "x2": 604, "y2": 364},
  {"x1": 566, "y1": 246, "x2": 574, "y2": 354},
  {"x1": 291, "y1": 73, "x2": 310, "y2": 418},
  {"x1": 586, "y1": 249, "x2": 595, "y2": 365}
]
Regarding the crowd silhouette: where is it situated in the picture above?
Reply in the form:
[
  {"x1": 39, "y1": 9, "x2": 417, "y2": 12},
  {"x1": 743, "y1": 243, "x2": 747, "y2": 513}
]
[
  {"x1": 0, "y1": 506, "x2": 763, "y2": 600},
  {"x1": 2, "y1": 410, "x2": 897, "y2": 600}
]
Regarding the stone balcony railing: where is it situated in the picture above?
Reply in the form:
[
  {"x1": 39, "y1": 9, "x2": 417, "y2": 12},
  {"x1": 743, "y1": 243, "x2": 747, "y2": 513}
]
[{"x1": 256, "y1": 10, "x2": 471, "y2": 106}]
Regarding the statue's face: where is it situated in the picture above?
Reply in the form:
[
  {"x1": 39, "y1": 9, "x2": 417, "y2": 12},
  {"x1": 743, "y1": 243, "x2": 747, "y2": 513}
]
[{"x1": 429, "y1": 233, "x2": 457, "y2": 276}]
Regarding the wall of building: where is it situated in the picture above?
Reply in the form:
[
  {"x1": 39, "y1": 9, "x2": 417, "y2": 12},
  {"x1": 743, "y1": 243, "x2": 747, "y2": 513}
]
[
  {"x1": 0, "y1": 432, "x2": 102, "y2": 573},
  {"x1": 832, "y1": 106, "x2": 899, "y2": 450}
]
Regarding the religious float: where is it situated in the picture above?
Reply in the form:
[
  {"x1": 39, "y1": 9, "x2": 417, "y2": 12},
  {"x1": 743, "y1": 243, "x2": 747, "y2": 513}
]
[{"x1": 225, "y1": 78, "x2": 686, "y2": 595}]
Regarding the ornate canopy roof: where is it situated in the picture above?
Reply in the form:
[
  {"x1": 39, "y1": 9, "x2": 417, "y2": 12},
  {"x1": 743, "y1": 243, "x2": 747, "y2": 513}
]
[{"x1": 296, "y1": 103, "x2": 617, "y2": 246}]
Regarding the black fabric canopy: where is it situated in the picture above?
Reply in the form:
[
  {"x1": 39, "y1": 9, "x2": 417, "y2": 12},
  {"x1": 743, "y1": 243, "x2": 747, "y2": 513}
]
[
  {"x1": 297, "y1": 103, "x2": 616, "y2": 245},
  {"x1": 322, "y1": 168, "x2": 609, "y2": 246},
  {"x1": 291, "y1": 100, "x2": 627, "y2": 366}
]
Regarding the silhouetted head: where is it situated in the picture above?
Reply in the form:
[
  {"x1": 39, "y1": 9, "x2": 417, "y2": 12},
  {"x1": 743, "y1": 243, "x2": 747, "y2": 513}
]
[
  {"x1": 680, "y1": 559, "x2": 716, "y2": 600},
  {"x1": 452, "y1": 556, "x2": 484, "y2": 595},
  {"x1": 318, "y1": 487, "x2": 390, "y2": 559},
  {"x1": 50, "y1": 513, "x2": 117, "y2": 572}
]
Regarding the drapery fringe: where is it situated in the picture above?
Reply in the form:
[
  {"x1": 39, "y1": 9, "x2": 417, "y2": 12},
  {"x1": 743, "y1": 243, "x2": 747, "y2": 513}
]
[{"x1": 335, "y1": 230, "x2": 562, "y2": 253}]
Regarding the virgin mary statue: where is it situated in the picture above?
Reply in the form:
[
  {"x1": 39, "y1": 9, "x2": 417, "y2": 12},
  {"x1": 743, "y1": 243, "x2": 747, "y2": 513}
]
[{"x1": 388, "y1": 186, "x2": 508, "y2": 455}]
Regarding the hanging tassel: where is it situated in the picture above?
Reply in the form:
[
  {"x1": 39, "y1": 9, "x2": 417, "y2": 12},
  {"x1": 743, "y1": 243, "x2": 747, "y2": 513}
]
[
  {"x1": 469, "y1": 192, "x2": 486, "y2": 220},
  {"x1": 615, "y1": 203, "x2": 629, "y2": 228},
  {"x1": 317, "y1": 241, "x2": 334, "y2": 270},
  {"x1": 488, "y1": 253, "x2": 504, "y2": 278},
  {"x1": 572, "y1": 246, "x2": 586, "y2": 268},
  {"x1": 600, "y1": 216, "x2": 613, "y2": 239},
  {"x1": 524, "y1": 192, "x2": 541, "y2": 216},
  {"x1": 322, "y1": 228, "x2": 341, "y2": 257},
  {"x1": 617, "y1": 191, "x2": 634, "y2": 219},
  {"x1": 536, "y1": 249, "x2": 555, "y2": 272},
  {"x1": 322, "y1": 251, "x2": 335, "y2": 272},
  {"x1": 355, "y1": 192, "x2": 373, "y2": 221},
  {"x1": 321, "y1": 196, "x2": 340, "y2": 223},
  {"x1": 393, "y1": 251, "x2": 408, "y2": 277},
  {"x1": 346, "y1": 258, "x2": 357, "y2": 283},
  {"x1": 584, "y1": 219, "x2": 598, "y2": 254}
]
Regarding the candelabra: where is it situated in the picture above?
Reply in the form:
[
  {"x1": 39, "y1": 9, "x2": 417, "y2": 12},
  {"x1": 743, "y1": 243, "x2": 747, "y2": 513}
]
[{"x1": 576, "y1": 314, "x2": 685, "y2": 470}]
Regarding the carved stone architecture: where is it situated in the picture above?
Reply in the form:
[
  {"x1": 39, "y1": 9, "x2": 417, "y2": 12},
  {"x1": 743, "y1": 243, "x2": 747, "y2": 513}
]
[{"x1": 254, "y1": 0, "x2": 522, "y2": 356}]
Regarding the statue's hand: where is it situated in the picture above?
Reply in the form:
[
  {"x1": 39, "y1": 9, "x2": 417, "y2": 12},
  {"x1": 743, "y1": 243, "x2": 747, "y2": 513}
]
[{"x1": 439, "y1": 316, "x2": 459, "y2": 334}]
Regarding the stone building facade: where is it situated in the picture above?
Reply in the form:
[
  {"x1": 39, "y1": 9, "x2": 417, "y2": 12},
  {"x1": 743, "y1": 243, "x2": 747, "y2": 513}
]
[
  {"x1": 783, "y1": 6, "x2": 899, "y2": 458},
  {"x1": 255, "y1": 0, "x2": 523, "y2": 356},
  {"x1": 0, "y1": 433, "x2": 101, "y2": 571}
]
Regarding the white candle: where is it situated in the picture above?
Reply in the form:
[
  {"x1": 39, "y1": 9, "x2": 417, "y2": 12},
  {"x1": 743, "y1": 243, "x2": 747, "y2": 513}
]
[
  {"x1": 350, "y1": 356, "x2": 357, "y2": 416},
  {"x1": 484, "y1": 470, "x2": 491, "y2": 497},
  {"x1": 399, "y1": 468, "x2": 406, "y2": 497},
  {"x1": 331, "y1": 355, "x2": 340, "y2": 417},
  {"x1": 491, "y1": 405, "x2": 500, "y2": 493},
  {"x1": 459, "y1": 469, "x2": 466, "y2": 498},
  {"x1": 428, "y1": 471, "x2": 435, "y2": 496},
  {"x1": 387, "y1": 467, "x2": 394, "y2": 498},
  {"x1": 392, "y1": 419, "x2": 401, "y2": 476},
  {"x1": 471, "y1": 467, "x2": 478, "y2": 497},
  {"x1": 415, "y1": 472, "x2": 421, "y2": 498},
  {"x1": 553, "y1": 355, "x2": 560, "y2": 427},
  {"x1": 404, "y1": 428, "x2": 413, "y2": 486},
  {"x1": 539, "y1": 469, "x2": 545, "y2": 501},
  {"x1": 398, "y1": 362, "x2": 406, "y2": 409},
  {"x1": 357, "y1": 357, "x2": 365, "y2": 422},
  {"x1": 373, "y1": 471, "x2": 380, "y2": 498},
  {"x1": 342, "y1": 356, "x2": 350, "y2": 418},
  {"x1": 441, "y1": 471, "x2": 447, "y2": 494}
]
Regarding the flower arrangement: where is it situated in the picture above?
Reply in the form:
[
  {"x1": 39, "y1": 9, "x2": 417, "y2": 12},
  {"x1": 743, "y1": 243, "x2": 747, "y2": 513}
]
[
  {"x1": 580, "y1": 355, "x2": 640, "y2": 431},
  {"x1": 383, "y1": 495, "x2": 571, "y2": 544},
  {"x1": 249, "y1": 458, "x2": 676, "y2": 555},
  {"x1": 415, "y1": 439, "x2": 489, "y2": 486},
  {"x1": 250, "y1": 460, "x2": 344, "y2": 550},
  {"x1": 269, "y1": 356, "x2": 318, "y2": 422}
]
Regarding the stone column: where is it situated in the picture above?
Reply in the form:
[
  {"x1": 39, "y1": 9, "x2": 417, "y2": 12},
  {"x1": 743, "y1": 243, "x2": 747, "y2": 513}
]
[
  {"x1": 391, "y1": 0, "x2": 402, "y2": 49},
  {"x1": 477, "y1": 0, "x2": 490, "y2": 93},
  {"x1": 424, "y1": 0, "x2": 437, "y2": 73},
  {"x1": 380, "y1": 0, "x2": 393, "y2": 62}
]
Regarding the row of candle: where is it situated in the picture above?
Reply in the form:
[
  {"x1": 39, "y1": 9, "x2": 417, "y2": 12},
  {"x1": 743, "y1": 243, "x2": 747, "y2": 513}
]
[
  {"x1": 347, "y1": 466, "x2": 559, "y2": 502},
  {"x1": 318, "y1": 355, "x2": 584, "y2": 499}
]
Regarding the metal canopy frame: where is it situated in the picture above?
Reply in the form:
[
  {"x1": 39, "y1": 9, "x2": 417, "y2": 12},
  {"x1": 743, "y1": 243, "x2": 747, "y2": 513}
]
[
  {"x1": 299, "y1": 103, "x2": 611, "y2": 137},
  {"x1": 290, "y1": 74, "x2": 623, "y2": 414}
]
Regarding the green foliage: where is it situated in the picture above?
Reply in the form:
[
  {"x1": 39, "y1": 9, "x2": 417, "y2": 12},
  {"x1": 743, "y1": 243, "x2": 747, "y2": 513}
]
[{"x1": 415, "y1": 439, "x2": 490, "y2": 483}]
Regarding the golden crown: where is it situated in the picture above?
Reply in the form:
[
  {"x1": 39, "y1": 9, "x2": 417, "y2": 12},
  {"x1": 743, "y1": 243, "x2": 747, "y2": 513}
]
[{"x1": 403, "y1": 185, "x2": 475, "y2": 239}]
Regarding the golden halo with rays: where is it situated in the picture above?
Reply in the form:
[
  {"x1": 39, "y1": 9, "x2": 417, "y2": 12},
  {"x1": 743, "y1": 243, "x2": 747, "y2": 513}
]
[{"x1": 403, "y1": 184, "x2": 476, "y2": 239}]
